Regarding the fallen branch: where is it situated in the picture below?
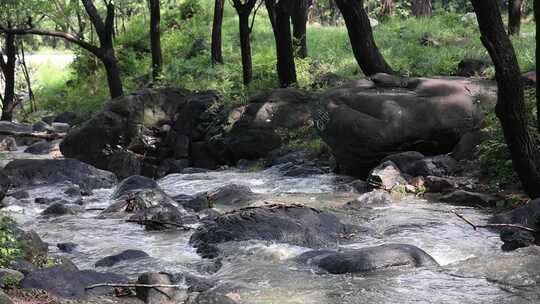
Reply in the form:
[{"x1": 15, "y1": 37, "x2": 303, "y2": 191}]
[
  {"x1": 451, "y1": 210, "x2": 537, "y2": 233},
  {"x1": 0, "y1": 130, "x2": 65, "y2": 140},
  {"x1": 85, "y1": 207, "x2": 106, "y2": 211},
  {"x1": 126, "y1": 219, "x2": 193, "y2": 230},
  {"x1": 86, "y1": 283, "x2": 182, "y2": 290}
]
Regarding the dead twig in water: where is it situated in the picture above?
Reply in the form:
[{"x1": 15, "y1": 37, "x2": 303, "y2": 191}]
[
  {"x1": 85, "y1": 283, "x2": 182, "y2": 290},
  {"x1": 125, "y1": 219, "x2": 193, "y2": 230},
  {"x1": 0, "y1": 130, "x2": 65, "y2": 140},
  {"x1": 451, "y1": 210, "x2": 537, "y2": 233}
]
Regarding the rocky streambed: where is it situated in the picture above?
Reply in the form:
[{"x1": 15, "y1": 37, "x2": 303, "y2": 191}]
[{"x1": 1, "y1": 147, "x2": 540, "y2": 304}]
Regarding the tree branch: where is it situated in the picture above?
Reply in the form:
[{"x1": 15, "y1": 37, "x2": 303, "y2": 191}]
[
  {"x1": 452, "y1": 210, "x2": 537, "y2": 233},
  {"x1": 81, "y1": 0, "x2": 106, "y2": 37},
  {"x1": 85, "y1": 283, "x2": 183, "y2": 290}
]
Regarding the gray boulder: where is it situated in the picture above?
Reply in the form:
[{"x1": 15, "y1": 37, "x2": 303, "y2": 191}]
[
  {"x1": 95, "y1": 249, "x2": 149, "y2": 267},
  {"x1": 136, "y1": 272, "x2": 187, "y2": 304},
  {"x1": 439, "y1": 190, "x2": 498, "y2": 207},
  {"x1": 111, "y1": 175, "x2": 159, "y2": 199},
  {"x1": 24, "y1": 140, "x2": 54, "y2": 155},
  {"x1": 206, "y1": 184, "x2": 258, "y2": 207},
  {"x1": 367, "y1": 161, "x2": 408, "y2": 190}
]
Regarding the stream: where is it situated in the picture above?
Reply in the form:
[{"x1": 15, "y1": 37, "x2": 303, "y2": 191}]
[{"x1": 3, "y1": 148, "x2": 540, "y2": 304}]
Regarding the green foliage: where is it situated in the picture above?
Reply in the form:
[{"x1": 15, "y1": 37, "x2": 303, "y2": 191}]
[
  {"x1": 0, "y1": 214, "x2": 20, "y2": 268},
  {"x1": 178, "y1": 0, "x2": 202, "y2": 20},
  {"x1": 0, "y1": 274, "x2": 20, "y2": 289}
]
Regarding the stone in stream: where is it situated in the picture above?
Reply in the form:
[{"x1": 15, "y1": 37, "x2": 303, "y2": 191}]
[
  {"x1": 490, "y1": 198, "x2": 540, "y2": 250},
  {"x1": 173, "y1": 193, "x2": 210, "y2": 212},
  {"x1": 190, "y1": 204, "x2": 374, "y2": 258},
  {"x1": 20, "y1": 260, "x2": 128, "y2": 299},
  {"x1": 206, "y1": 184, "x2": 258, "y2": 207},
  {"x1": 381, "y1": 151, "x2": 425, "y2": 176},
  {"x1": 0, "y1": 169, "x2": 11, "y2": 203},
  {"x1": 57, "y1": 242, "x2": 78, "y2": 253},
  {"x1": 7, "y1": 189, "x2": 28, "y2": 200},
  {"x1": 295, "y1": 244, "x2": 439, "y2": 274},
  {"x1": 344, "y1": 190, "x2": 394, "y2": 209},
  {"x1": 136, "y1": 272, "x2": 187, "y2": 304},
  {"x1": 439, "y1": 190, "x2": 498, "y2": 207},
  {"x1": 42, "y1": 203, "x2": 83, "y2": 216},
  {"x1": 3, "y1": 159, "x2": 117, "y2": 189},
  {"x1": 95, "y1": 249, "x2": 149, "y2": 267},
  {"x1": 367, "y1": 161, "x2": 408, "y2": 190},
  {"x1": 313, "y1": 75, "x2": 495, "y2": 177},
  {"x1": 111, "y1": 175, "x2": 160, "y2": 199}
]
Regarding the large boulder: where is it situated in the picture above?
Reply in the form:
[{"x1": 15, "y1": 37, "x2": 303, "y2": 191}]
[
  {"x1": 295, "y1": 244, "x2": 438, "y2": 274},
  {"x1": 111, "y1": 175, "x2": 159, "y2": 199},
  {"x1": 313, "y1": 74, "x2": 495, "y2": 177},
  {"x1": 206, "y1": 184, "x2": 258, "y2": 207},
  {"x1": 95, "y1": 249, "x2": 149, "y2": 267},
  {"x1": 189, "y1": 204, "x2": 372, "y2": 258},
  {"x1": 224, "y1": 88, "x2": 314, "y2": 161},
  {"x1": 3, "y1": 159, "x2": 116, "y2": 189},
  {"x1": 20, "y1": 262, "x2": 127, "y2": 299},
  {"x1": 490, "y1": 199, "x2": 540, "y2": 250},
  {"x1": 60, "y1": 88, "x2": 220, "y2": 177}
]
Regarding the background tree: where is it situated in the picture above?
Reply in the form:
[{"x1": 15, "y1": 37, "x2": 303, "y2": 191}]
[
  {"x1": 379, "y1": 0, "x2": 394, "y2": 19},
  {"x1": 335, "y1": 0, "x2": 393, "y2": 76},
  {"x1": 471, "y1": 0, "x2": 540, "y2": 199},
  {"x1": 231, "y1": 0, "x2": 258, "y2": 85},
  {"x1": 292, "y1": 0, "x2": 309, "y2": 58},
  {"x1": 411, "y1": 0, "x2": 432, "y2": 18},
  {"x1": 0, "y1": 32, "x2": 17, "y2": 121},
  {"x1": 508, "y1": 0, "x2": 524, "y2": 35},
  {"x1": 148, "y1": 0, "x2": 163, "y2": 80},
  {"x1": 211, "y1": 0, "x2": 224, "y2": 64},
  {"x1": 1, "y1": 0, "x2": 124, "y2": 98},
  {"x1": 265, "y1": 0, "x2": 297, "y2": 87}
]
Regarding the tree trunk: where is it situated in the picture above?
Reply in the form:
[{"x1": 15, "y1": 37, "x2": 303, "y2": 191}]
[
  {"x1": 292, "y1": 0, "x2": 309, "y2": 58},
  {"x1": 1, "y1": 33, "x2": 17, "y2": 121},
  {"x1": 100, "y1": 51, "x2": 124, "y2": 98},
  {"x1": 266, "y1": 0, "x2": 297, "y2": 87},
  {"x1": 335, "y1": 0, "x2": 393, "y2": 76},
  {"x1": 508, "y1": 0, "x2": 523, "y2": 35},
  {"x1": 535, "y1": 0, "x2": 539, "y2": 132},
  {"x1": 211, "y1": 0, "x2": 225, "y2": 64},
  {"x1": 411, "y1": 0, "x2": 432, "y2": 18},
  {"x1": 238, "y1": 11, "x2": 253, "y2": 85},
  {"x1": 379, "y1": 0, "x2": 394, "y2": 18},
  {"x1": 149, "y1": 0, "x2": 163, "y2": 80},
  {"x1": 471, "y1": 0, "x2": 540, "y2": 199}
]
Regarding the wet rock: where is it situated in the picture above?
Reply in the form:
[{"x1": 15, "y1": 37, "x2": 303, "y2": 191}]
[
  {"x1": 64, "y1": 186, "x2": 82, "y2": 198},
  {"x1": 34, "y1": 197, "x2": 55, "y2": 204},
  {"x1": 236, "y1": 159, "x2": 261, "y2": 171},
  {"x1": 106, "y1": 150, "x2": 142, "y2": 179},
  {"x1": 24, "y1": 140, "x2": 54, "y2": 155},
  {"x1": 190, "y1": 204, "x2": 369, "y2": 258},
  {"x1": 42, "y1": 203, "x2": 82, "y2": 216},
  {"x1": 297, "y1": 244, "x2": 438, "y2": 274},
  {"x1": 173, "y1": 193, "x2": 210, "y2": 212},
  {"x1": 266, "y1": 149, "x2": 310, "y2": 167},
  {"x1": 193, "y1": 291, "x2": 239, "y2": 304},
  {"x1": 3, "y1": 159, "x2": 116, "y2": 189},
  {"x1": 490, "y1": 199, "x2": 540, "y2": 250},
  {"x1": 8, "y1": 190, "x2": 29, "y2": 200},
  {"x1": 411, "y1": 155, "x2": 457, "y2": 177},
  {"x1": 181, "y1": 167, "x2": 210, "y2": 174},
  {"x1": 156, "y1": 158, "x2": 189, "y2": 178},
  {"x1": 51, "y1": 122, "x2": 70, "y2": 133},
  {"x1": 0, "y1": 290, "x2": 13, "y2": 304},
  {"x1": 439, "y1": 190, "x2": 497, "y2": 207},
  {"x1": 129, "y1": 202, "x2": 198, "y2": 230},
  {"x1": 367, "y1": 161, "x2": 408, "y2": 190},
  {"x1": 20, "y1": 261, "x2": 127, "y2": 299},
  {"x1": 456, "y1": 58, "x2": 490, "y2": 77},
  {"x1": 206, "y1": 184, "x2": 257, "y2": 206},
  {"x1": 451, "y1": 131, "x2": 481, "y2": 160},
  {"x1": 15, "y1": 229, "x2": 48, "y2": 265},
  {"x1": 345, "y1": 190, "x2": 394, "y2": 209},
  {"x1": 0, "y1": 169, "x2": 10, "y2": 203},
  {"x1": 111, "y1": 175, "x2": 159, "y2": 200},
  {"x1": 57, "y1": 242, "x2": 78, "y2": 253},
  {"x1": 136, "y1": 272, "x2": 187, "y2": 304},
  {"x1": 314, "y1": 75, "x2": 492, "y2": 177},
  {"x1": 499, "y1": 228, "x2": 536, "y2": 251},
  {"x1": 381, "y1": 151, "x2": 425, "y2": 175},
  {"x1": 95, "y1": 249, "x2": 149, "y2": 267},
  {"x1": 0, "y1": 268, "x2": 24, "y2": 288},
  {"x1": 0, "y1": 136, "x2": 17, "y2": 152},
  {"x1": 349, "y1": 180, "x2": 371, "y2": 194},
  {"x1": 424, "y1": 176, "x2": 457, "y2": 193},
  {"x1": 190, "y1": 139, "x2": 229, "y2": 170}
]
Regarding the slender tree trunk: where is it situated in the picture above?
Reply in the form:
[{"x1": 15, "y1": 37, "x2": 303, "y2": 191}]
[
  {"x1": 411, "y1": 0, "x2": 432, "y2": 18},
  {"x1": 379, "y1": 0, "x2": 394, "y2": 19},
  {"x1": 535, "y1": 0, "x2": 539, "y2": 132},
  {"x1": 211, "y1": 0, "x2": 224, "y2": 64},
  {"x1": 149, "y1": 0, "x2": 163, "y2": 80},
  {"x1": 101, "y1": 51, "x2": 124, "y2": 98},
  {"x1": 1, "y1": 33, "x2": 17, "y2": 121},
  {"x1": 471, "y1": 0, "x2": 540, "y2": 199},
  {"x1": 265, "y1": 0, "x2": 297, "y2": 87},
  {"x1": 335, "y1": 0, "x2": 393, "y2": 76},
  {"x1": 238, "y1": 11, "x2": 253, "y2": 85},
  {"x1": 292, "y1": 0, "x2": 309, "y2": 58},
  {"x1": 508, "y1": 0, "x2": 523, "y2": 35}
]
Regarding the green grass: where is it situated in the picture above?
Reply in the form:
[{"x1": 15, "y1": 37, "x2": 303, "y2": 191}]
[{"x1": 26, "y1": 1, "x2": 536, "y2": 119}]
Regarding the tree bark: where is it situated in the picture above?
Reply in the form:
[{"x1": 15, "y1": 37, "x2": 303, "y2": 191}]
[
  {"x1": 265, "y1": 0, "x2": 297, "y2": 87},
  {"x1": 471, "y1": 0, "x2": 540, "y2": 199},
  {"x1": 335, "y1": 0, "x2": 393, "y2": 76},
  {"x1": 508, "y1": 0, "x2": 523, "y2": 35},
  {"x1": 0, "y1": 33, "x2": 17, "y2": 121},
  {"x1": 379, "y1": 0, "x2": 394, "y2": 18},
  {"x1": 211, "y1": 0, "x2": 224, "y2": 64},
  {"x1": 232, "y1": 0, "x2": 257, "y2": 86},
  {"x1": 411, "y1": 0, "x2": 432, "y2": 18},
  {"x1": 292, "y1": 0, "x2": 309, "y2": 58},
  {"x1": 535, "y1": 0, "x2": 539, "y2": 132},
  {"x1": 149, "y1": 0, "x2": 163, "y2": 80}
]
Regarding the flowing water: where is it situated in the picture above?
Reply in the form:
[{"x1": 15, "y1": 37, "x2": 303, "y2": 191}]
[{"x1": 3, "y1": 150, "x2": 540, "y2": 304}]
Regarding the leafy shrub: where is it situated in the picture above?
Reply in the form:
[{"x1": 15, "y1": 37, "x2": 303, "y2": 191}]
[{"x1": 0, "y1": 214, "x2": 21, "y2": 268}]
